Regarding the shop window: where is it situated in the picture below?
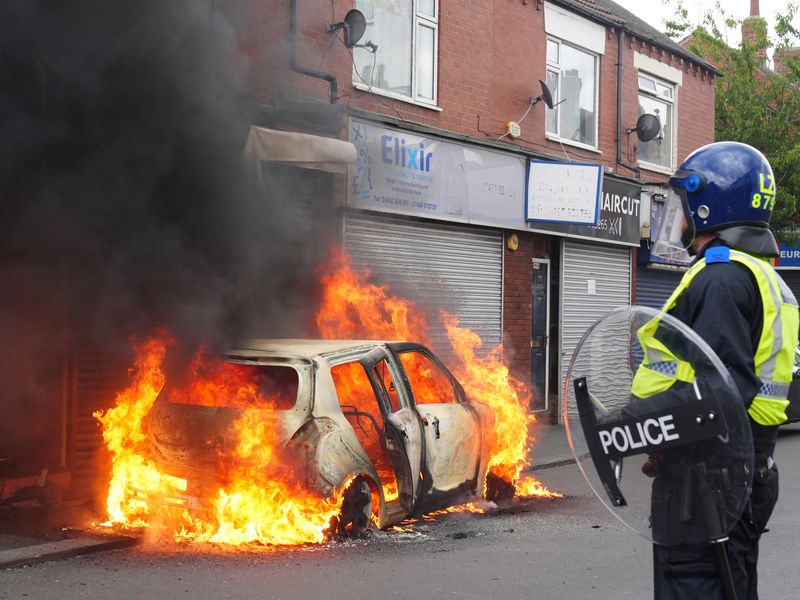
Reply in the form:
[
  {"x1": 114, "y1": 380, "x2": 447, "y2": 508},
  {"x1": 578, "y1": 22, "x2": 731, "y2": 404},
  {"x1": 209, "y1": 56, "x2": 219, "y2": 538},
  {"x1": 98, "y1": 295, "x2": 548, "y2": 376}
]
[{"x1": 353, "y1": 0, "x2": 438, "y2": 106}]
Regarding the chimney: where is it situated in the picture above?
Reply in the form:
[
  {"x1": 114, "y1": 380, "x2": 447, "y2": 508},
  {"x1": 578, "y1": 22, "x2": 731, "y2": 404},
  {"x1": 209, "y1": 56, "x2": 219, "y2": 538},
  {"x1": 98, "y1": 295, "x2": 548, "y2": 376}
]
[
  {"x1": 742, "y1": 0, "x2": 768, "y2": 65},
  {"x1": 773, "y1": 47, "x2": 800, "y2": 75}
]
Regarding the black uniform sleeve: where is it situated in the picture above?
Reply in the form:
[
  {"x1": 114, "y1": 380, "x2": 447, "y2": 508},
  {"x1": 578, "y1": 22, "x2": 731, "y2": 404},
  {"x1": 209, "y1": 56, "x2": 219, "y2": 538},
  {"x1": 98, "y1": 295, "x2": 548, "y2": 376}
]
[{"x1": 669, "y1": 261, "x2": 763, "y2": 407}]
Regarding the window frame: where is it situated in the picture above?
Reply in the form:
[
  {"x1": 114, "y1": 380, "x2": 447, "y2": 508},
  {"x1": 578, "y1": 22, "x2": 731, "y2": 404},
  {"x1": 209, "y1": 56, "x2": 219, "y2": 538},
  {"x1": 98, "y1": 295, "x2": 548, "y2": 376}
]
[
  {"x1": 636, "y1": 72, "x2": 676, "y2": 172},
  {"x1": 352, "y1": 0, "x2": 439, "y2": 108},
  {"x1": 395, "y1": 348, "x2": 464, "y2": 406},
  {"x1": 545, "y1": 36, "x2": 600, "y2": 151}
]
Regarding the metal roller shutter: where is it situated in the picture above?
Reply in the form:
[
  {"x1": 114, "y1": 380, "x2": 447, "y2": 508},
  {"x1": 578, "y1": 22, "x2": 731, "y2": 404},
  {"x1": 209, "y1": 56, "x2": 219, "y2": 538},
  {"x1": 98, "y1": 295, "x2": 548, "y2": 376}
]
[
  {"x1": 343, "y1": 210, "x2": 503, "y2": 359},
  {"x1": 635, "y1": 266, "x2": 684, "y2": 309},
  {"x1": 561, "y1": 240, "x2": 632, "y2": 422},
  {"x1": 70, "y1": 343, "x2": 131, "y2": 500}
]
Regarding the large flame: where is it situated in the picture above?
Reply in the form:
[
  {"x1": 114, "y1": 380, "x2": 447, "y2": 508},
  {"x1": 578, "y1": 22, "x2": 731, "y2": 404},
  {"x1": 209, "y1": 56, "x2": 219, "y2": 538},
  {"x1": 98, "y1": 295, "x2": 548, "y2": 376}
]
[
  {"x1": 95, "y1": 247, "x2": 560, "y2": 547},
  {"x1": 95, "y1": 338, "x2": 346, "y2": 546},
  {"x1": 316, "y1": 249, "x2": 430, "y2": 343},
  {"x1": 316, "y1": 251, "x2": 560, "y2": 498}
]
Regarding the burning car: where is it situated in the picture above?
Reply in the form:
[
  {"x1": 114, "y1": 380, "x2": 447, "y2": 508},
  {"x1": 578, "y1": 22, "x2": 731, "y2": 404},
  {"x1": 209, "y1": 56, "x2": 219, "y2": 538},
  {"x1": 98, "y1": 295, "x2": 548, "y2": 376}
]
[{"x1": 140, "y1": 338, "x2": 494, "y2": 537}]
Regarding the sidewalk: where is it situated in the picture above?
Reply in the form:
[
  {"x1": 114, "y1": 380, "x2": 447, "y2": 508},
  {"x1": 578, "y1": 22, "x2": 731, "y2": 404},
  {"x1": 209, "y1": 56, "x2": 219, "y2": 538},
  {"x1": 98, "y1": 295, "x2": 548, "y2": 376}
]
[
  {"x1": 0, "y1": 426, "x2": 574, "y2": 570},
  {"x1": 0, "y1": 499, "x2": 137, "y2": 570},
  {"x1": 527, "y1": 424, "x2": 575, "y2": 472}
]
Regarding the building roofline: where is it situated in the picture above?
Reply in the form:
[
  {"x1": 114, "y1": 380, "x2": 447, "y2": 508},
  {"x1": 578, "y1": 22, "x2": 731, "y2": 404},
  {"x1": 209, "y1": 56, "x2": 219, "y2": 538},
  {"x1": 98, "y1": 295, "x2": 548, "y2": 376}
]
[{"x1": 547, "y1": 0, "x2": 722, "y2": 76}]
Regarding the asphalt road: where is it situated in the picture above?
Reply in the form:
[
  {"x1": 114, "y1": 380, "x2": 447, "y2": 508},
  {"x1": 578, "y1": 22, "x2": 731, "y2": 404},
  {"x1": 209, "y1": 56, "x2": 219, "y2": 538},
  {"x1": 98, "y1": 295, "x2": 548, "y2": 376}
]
[{"x1": 3, "y1": 425, "x2": 800, "y2": 600}]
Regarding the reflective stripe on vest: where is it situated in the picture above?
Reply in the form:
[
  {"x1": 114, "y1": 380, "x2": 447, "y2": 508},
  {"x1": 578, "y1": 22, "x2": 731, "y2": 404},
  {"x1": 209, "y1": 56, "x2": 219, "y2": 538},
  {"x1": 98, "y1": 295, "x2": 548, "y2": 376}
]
[{"x1": 632, "y1": 249, "x2": 799, "y2": 425}]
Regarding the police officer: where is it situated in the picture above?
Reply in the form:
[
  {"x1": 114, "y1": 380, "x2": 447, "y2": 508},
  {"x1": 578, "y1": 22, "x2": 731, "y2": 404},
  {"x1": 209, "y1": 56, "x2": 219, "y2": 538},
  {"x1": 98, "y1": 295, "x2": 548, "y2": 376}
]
[{"x1": 645, "y1": 141, "x2": 799, "y2": 599}]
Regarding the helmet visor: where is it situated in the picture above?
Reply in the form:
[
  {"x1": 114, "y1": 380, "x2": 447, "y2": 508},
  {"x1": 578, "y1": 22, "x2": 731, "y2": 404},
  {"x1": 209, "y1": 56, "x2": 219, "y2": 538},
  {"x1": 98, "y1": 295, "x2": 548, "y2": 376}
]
[{"x1": 650, "y1": 188, "x2": 694, "y2": 265}]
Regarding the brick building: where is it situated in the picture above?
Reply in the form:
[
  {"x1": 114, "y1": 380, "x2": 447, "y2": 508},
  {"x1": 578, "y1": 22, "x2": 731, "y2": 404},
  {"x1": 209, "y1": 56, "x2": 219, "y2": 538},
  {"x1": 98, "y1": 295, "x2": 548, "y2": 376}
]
[
  {"x1": 0, "y1": 0, "x2": 722, "y2": 510},
  {"x1": 241, "y1": 0, "x2": 718, "y2": 423}
]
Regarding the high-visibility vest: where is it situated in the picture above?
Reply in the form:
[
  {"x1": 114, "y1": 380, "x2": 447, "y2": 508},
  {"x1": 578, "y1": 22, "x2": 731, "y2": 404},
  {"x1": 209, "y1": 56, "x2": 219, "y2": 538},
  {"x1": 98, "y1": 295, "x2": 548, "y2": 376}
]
[{"x1": 632, "y1": 247, "x2": 799, "y2": 426}]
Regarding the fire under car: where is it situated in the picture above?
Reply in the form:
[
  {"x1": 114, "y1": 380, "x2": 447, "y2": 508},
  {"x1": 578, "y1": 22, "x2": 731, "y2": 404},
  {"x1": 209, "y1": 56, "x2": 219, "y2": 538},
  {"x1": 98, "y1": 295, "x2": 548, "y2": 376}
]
[{"x1": 142, "y1": 339, "x2": 495, "y2": 535}]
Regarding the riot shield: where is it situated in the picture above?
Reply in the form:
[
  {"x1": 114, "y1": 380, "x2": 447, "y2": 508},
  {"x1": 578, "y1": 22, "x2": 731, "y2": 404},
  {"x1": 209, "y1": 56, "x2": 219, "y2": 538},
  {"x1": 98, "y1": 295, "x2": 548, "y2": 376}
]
[{"x1": 564, "y1": 306, "x2": 753, "y2": 548}]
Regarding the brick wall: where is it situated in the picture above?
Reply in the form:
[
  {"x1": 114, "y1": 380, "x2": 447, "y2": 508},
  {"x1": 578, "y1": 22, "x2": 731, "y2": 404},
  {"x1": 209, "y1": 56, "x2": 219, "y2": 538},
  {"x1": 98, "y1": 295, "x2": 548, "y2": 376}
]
[
  {"x1": 242, "y1": 1, "x2": 715, "y2": 174},
  {"x1": 239, "y1": 0, "x2": 716, "y2": 424},
  {"x1": 502, "y1": 232, "x2": 549, "y2": 401}
]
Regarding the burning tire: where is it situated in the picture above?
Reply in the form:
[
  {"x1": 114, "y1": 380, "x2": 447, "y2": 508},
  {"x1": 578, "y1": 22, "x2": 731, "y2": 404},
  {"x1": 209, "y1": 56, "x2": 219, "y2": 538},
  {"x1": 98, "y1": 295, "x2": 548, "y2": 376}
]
[
  {"x1": 331, "y1": 476, "x2": 374, "y2": 539},
  {"x1": 483, "y1": 471, "x2": 516, "y2": 505}
]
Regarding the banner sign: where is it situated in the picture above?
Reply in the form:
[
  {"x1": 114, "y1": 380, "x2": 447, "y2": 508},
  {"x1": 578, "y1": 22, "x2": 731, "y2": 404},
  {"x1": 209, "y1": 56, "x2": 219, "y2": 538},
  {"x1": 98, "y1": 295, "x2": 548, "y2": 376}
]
[
  {"x1": 529, "y1": 177, "x2": 642, "y2": 246},
  {"x1": 776, "y1": 242, "x2": 800, "y2": 269},
  {"x1": 348, "y1": 119, "x2": 526, "y2": 229},
  {"x1": 526, "y1": 160, "x2": 602, "y2": 225}
]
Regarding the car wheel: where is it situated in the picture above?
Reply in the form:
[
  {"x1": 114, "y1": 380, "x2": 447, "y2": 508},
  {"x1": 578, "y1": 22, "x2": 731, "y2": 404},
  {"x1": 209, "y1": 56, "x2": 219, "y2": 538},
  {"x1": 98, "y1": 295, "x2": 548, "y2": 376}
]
[
  {"x1": 484, "y1": 471, "x2": 515, "y2": 505},
  {"x1": 334, "y1": 476, "x2": 374, "y2": 539}
]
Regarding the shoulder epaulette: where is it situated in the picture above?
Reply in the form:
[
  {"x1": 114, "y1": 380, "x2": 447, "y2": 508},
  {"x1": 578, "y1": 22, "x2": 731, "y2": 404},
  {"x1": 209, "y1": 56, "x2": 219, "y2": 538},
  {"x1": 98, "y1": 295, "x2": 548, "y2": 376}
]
[{"x1": 704, "y1": 246, "x2": 730, "y2": 264}]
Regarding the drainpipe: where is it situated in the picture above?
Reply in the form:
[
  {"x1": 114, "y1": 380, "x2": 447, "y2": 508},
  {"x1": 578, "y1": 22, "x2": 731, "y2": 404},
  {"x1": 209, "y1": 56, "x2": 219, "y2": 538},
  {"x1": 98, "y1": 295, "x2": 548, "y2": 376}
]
[
  {"x1": 289, "y1": 0, "x2": 339, "y2": 103},
  {"x1": 616, "y1": 27, "x2": 640, "y2": 177}
]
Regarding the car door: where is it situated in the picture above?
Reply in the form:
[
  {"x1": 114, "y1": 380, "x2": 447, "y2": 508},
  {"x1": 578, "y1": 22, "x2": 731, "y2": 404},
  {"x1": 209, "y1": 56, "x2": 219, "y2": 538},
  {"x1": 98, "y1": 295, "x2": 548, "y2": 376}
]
[
  {"x1": 359, "y1": 347, "x2": 424, "y2": 512},
  {"x1": 390, "y1": 344, "x2": 481, "y2": 496}
]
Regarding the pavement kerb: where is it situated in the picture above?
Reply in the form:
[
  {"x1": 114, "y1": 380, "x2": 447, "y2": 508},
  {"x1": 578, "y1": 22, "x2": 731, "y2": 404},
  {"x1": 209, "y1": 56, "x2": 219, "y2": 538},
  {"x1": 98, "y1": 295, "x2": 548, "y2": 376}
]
[
  {"x1": 526, "y1": 457, "x2": 576, "y2": 472},
  {"x1": 0, "y1": 535, "x2": 139, "y2": 570}
]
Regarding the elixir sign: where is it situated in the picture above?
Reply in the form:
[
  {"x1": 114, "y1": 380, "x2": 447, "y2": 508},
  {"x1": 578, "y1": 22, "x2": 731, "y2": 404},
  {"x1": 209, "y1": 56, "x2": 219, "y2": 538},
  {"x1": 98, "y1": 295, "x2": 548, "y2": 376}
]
[{"x1": 348, "y1": 119, "x2": 526, "y2": 227}]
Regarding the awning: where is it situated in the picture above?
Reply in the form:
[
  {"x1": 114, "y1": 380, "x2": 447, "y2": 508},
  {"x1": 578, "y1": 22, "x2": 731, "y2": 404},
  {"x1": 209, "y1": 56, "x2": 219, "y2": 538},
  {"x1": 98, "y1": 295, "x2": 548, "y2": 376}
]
[{"x1": 243, "y1": 125, "x2": 357, "y2": 177}]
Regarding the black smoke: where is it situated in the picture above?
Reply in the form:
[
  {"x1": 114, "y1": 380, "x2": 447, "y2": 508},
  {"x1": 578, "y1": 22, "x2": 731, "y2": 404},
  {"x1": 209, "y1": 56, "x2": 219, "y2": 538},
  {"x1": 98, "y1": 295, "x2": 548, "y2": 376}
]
[{"x1": 0, "y1": 1, "x2": 331, "y2": 471}]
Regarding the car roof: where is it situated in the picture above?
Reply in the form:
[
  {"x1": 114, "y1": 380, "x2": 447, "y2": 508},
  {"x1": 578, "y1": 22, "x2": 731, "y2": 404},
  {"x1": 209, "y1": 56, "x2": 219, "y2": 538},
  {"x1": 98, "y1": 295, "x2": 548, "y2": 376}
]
[{"x1": 228, "y1": 338, "x2": 404, "y2": 360}]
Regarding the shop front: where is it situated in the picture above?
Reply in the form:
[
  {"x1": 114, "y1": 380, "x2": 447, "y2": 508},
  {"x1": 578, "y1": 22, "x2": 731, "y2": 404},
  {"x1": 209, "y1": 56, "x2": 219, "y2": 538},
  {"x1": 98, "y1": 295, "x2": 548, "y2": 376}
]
[{"x1": 526, "y1": 162, "x2": 642, "y2": 422}]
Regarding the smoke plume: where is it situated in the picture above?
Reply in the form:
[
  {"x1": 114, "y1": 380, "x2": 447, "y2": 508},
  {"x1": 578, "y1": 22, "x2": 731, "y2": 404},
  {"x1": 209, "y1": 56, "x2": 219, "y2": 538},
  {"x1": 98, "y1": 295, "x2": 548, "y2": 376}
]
[{"x1": 0, "y1": 1, "x2": 331, "y2": 469}]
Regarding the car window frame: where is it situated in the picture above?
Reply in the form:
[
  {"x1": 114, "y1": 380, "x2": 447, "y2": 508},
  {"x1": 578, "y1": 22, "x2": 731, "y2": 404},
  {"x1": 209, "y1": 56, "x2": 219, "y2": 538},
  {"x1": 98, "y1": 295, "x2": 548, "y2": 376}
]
[
  {"x1": 387, "y1": 343, "x2": 467, "y2": 407},
  {"x1": 357, "y1": 346, "x2": 413, "y2": 415}
]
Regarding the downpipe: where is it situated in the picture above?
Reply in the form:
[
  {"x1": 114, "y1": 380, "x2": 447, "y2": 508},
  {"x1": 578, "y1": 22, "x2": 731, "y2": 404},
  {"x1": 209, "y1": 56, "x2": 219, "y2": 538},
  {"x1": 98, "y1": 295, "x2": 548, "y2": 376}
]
[
  {"x1": 289, "y1": 0, "x2": 339, "y2": 103},
  {"x1": 616, "y1": 28, "x2": 640, "y2": 177}
]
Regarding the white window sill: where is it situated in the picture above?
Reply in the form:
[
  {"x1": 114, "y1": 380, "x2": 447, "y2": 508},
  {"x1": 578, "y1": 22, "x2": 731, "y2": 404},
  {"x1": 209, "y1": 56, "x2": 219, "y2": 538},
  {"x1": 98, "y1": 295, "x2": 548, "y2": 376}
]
[
  {"x1": 352, "y1": 82, "x2": 443, "y2": 112},
  {"x1": 545, "y1": 134, "x2": 602, "y2": 155},
  {"x1": 638, "y1": 161, "x2": 674, "y2": 176}
]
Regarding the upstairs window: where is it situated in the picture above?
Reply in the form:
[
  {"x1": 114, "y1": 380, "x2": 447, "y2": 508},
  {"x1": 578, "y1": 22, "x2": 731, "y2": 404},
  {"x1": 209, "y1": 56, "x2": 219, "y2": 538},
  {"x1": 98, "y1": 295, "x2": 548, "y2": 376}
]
[
  {"x1": 543, "y1": 2, "x2": 604, "y2": 150},
  {"x1": 637, "y1": 73, "x2": 674, "y2": 169},
  {"x1": 546, "y1": 38, "x2": 599, "y2": 148},
  {"x1": 353, "y1": 0, "x2": 438, "y2": 106}
]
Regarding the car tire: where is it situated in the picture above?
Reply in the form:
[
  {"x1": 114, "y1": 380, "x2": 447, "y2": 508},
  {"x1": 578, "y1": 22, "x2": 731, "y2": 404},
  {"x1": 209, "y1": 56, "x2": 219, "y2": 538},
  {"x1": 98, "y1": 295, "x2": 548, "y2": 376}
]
[{"x1": 335, "y1": 476, "x2": 373, "y2": 538}]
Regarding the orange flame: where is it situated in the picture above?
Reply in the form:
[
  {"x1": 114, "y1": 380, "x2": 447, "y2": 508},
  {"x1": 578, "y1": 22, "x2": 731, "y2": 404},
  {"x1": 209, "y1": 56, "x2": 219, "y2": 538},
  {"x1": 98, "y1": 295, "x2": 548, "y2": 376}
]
[
  {"x1": 315, "y1": 251, "x2": 560, "y2": 499},
  {"x1": 96, "y1": 248, "x2": 561, "y2": 547},
  {"x1": 316, "y1": 248, "x2": 430, "y2": 343},
  {"x1": 94, "y1": 332, "x2": 174, "y2": 526},
  {"x1": 440, "y1": 312, "x2": 533, "y2": 488},
  {"x1": 95, "y1": 340, "x2": 346, "y2": 546},
  {"x1": 515, "y1": 475, "x2": 564, "y2": 498}
]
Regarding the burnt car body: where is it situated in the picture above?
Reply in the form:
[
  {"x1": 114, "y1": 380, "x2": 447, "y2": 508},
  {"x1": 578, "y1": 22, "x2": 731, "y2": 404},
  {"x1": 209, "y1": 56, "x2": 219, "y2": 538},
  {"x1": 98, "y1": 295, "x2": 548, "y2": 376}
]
[{"x1": 144, "y1": 339, "x2": 493, "y2": 530}]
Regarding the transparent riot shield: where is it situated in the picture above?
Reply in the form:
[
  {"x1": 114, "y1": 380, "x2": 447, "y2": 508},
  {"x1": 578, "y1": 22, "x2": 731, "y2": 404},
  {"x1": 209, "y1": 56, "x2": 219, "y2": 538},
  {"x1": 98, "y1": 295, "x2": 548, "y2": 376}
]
[{"x1": 564, "y1": 306, "x2": 753, "y2": 548}]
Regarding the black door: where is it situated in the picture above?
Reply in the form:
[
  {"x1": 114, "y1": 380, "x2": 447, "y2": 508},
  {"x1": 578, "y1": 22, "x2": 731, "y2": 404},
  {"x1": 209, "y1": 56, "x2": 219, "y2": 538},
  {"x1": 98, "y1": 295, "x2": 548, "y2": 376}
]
[{"x1": 531, "y1": 260, "x2": 549, "y2": 411}]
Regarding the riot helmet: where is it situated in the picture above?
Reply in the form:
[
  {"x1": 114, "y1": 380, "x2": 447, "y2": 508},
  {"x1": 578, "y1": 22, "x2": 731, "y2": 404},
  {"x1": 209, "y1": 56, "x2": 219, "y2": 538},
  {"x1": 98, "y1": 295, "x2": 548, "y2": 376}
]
[{"x1": 650, "y1": 142, "x2": 776, "y2": 263}]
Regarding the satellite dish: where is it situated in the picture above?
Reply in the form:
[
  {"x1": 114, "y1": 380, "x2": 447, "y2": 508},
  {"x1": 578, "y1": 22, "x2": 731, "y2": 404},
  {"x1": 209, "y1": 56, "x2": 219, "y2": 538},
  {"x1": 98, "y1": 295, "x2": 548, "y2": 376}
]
[
  {"x1": 532, "y1": 79, "x2": 555, "y2": 109},
  {"x1": 631, "y1": 113, "x2": 662, "y2": 142},
  {"x1": 342, "y1": 9, "x2": 367, "y2": 48},
  {"x1": 327, "y1": 9, "x2": 367, "y2": 48}
]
